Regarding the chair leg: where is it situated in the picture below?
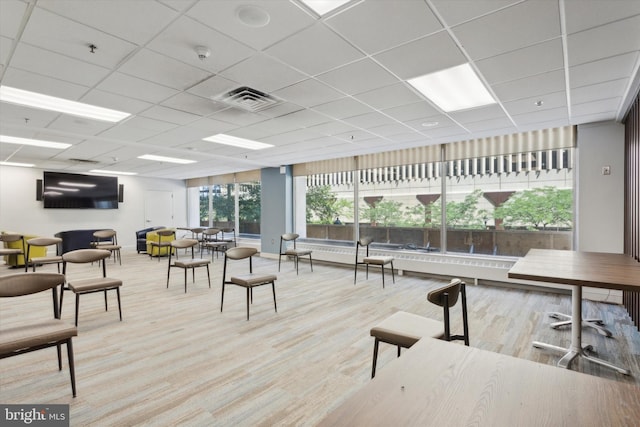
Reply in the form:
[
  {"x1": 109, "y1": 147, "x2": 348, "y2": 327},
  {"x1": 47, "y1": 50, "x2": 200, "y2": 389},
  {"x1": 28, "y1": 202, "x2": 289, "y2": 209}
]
[
  {"x1": 57, "y1": 343, "x2": 63, "y2": 370},
  {"x1": 206, "y1": 265, "x2": 211, "y2": 288},
  {"x1": 391, "y1": 261, "x2": 395, "y2": 283},
  {"x1": 74, "y1": 294, "x2": 80, "y2": 327},
  {"x1": 220, "y1": 284, "x2": 225, "y2": 312},
  {"x1": 116, "y1": 288, "x2": 122, "y2": 321},
  {"x1": 381, "y1": 266, "x2": 385, "y2": 288},
  {"x1": 67, "y1": 338, "x2": 77, "y2": 398},
  {"x1": 59, "y1": 287, "x2": 65, "y2": 316},
  {"x1": 246, "y1": 287, "x2": 250, "y2": 321},
  {"x1": 104, "y1": 289, "x2": 108, "y2": 311},
  {"x1": 295, "y1": 256, "x2": 299, "y2": 275},
  {"x1": 372, "y1": 338, "x2": 380, "y2": 378},
  {"x1": 354, "y1": 263, "x2": 358, "y2": 284},
  {"x1": 309, "y1": 255, "x2": 313, "y2": 272},
  {"x1": 278, "y1": 254, "x2": 282, "y2": 272},
  {"x1": 184, "y1": 269, "x2": 188, "y2": 293},
  {"x1": 272, "y1": 282, "x2": 277, "y2": 313},
  {"x1": 397, "y1": 346, "x2": 401, "y2": 357}
]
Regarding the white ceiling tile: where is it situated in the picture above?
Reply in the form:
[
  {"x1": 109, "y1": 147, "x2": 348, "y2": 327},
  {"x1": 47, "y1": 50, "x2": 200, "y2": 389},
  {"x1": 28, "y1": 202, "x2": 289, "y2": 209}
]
[
  {"x1": 564, "y1": 0, "x2": 640, "y2": 34},
  {"x1": 307, "y1": 120, "x2": 357, "y2": 136},
  {"x1": 383, "y1": 102, "x2": 440, "y2": 122},
  {"x1": 311, "y1": 97, "x2": 374, "y2": 119},
  {"x1": 0, "y1": 103, "x2": 61, "y2": 129},
  {"x1": 571, "y1": 97, "x2": 621, "y2": 117},
  {"x1": 39, "y1": 0, "x2": 178, "y2": 45},
  {"x1": 476, "y1": 39, "x2": 564, "y2": 84},
  {"x1": 210, "y1": 108, "x2": 270, "y2": 127},
  {"x1": 0, "y1": 36, "x2": 13, "y2": 67},
  {"x1": 10, "y1": 42, "x2": 110, "y2": 87},
  {"x1": 187, "y1": 75, "x2": 240, "y2": 99},
  {"x1": 99, "y1": 123, "x2": 165, "y2": 142},
  {"x1": 343, "y1": 111, "x2": 396, "y2": 128},
  {"x1": 271, "y1": 109, "x2": 329, "y2": 130},
  {"x1": 161, "y1": 92, "x2": 227, "y2": 116},
  {"x1": 569, "y1": 52, "x2": 639, "y2": 88},
  {"x1": 567, "y1": 15, "x2": 640, "y2": 66},
  {"x1": 265, "y1": 23, "x2": 364, "y2": 76},
  {"x1": 218, "y1": 53, "x2": 307, "y2": 93},
  {"x1": 431, "y1": 0, "x2": 520, "y2": 27},
  {"x1": 2, "y1": 68, "x2": 88, "y2": 100},
  {"x1": 188, "y1": 117, "x2": 238, "y2": 134},
  {"x1": 0, "y1": 0, "x2": 28, "y2": 39},
  {"x1": 316, "y1": 58, "x2": 397, "y2": 95},
  {"x1": 354, "y1": 83, "x2": 422, "y2": 111},
  {"x1": 140, "y1": 105, "x2": 201, "y2": 125},
  {"x1": 452, "y1": 1, "x2": 561, "y2": 60},
  {"x1": 21, "y1": 7, "x2": 138, "y2": 69},
  {"x1": 120, "y1": 116, "x2": 176, "y2": 133},
  {"x1": 374, "y1": 31, "x2": 466, "y2": 79},
  {"x1": 118, "y1": 49, "x2": 212, "y2": 90},
  {"x1": 449, "y1": 104, "x2": 509, "y2": 124},
  {"x1": 48, "y1": 115, "x2": 117, "y2": 135},
  {"x1": 97, "y1": 72, "x2": 179, "y2": 104},
  {"x1": 146, "y1": 16, "x2": 255, "y2": 74},
  {"x1": 187, "y1": 0, "x2": 315, "y2": 51},
  {"x1": 369, "y1": 123, "x2": 415, "y2": 138},
  {"x1": 327, "y1": 0, "x2": 442, "y2": 54},
  {"x1": 503, "y1": 91, "x2": 567, "y2": 116},
  {"x1": 463, "y1": 117, "x2": 516, "y2": 133},
  {"x1": 492, "y1": 70, "x2": 566, "y2": 103},
  {"x1": 571, "y1": 79, "x2": 628, "y2": 105},
  {"x1": 80, "y1": 89, "x2": 152, "y2": 115},
  {"x1": 272, "y1": 78, "x2": 344, "y2": 108},
  {"x1": 512, "y1": 106, "x2": 569, "y2": 126},
  {"x1": 255, "y1": 102, "x2": 304, "y2": 119}
]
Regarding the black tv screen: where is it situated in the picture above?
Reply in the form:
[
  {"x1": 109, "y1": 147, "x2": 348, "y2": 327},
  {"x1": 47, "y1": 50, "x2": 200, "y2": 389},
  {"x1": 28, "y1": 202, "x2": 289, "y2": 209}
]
[{"x1": 43, "y1": 171, "x2": 118, "y2": 209}]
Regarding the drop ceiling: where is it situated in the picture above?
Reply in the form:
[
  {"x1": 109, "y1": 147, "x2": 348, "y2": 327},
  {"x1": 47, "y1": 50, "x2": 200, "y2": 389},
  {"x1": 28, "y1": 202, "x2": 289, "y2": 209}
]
[{"x1": 1, "y1": 0, "x2": 639, "y2": 180}]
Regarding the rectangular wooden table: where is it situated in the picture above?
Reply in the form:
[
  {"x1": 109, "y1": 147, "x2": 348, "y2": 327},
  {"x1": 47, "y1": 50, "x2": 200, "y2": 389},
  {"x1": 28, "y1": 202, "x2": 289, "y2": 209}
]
[
  {"x1": 508, "y1": 249, "x2": 640, "y2": 375},
  {"x1": 318, "y1": 338, "x2": 640, "y2": 426}
]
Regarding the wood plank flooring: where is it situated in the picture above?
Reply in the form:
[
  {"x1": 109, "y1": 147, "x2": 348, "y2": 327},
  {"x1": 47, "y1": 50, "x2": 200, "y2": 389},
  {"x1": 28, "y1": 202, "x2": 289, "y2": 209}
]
[{"x1": 1, "y1": 249, "x2": 639, "y2": 426}]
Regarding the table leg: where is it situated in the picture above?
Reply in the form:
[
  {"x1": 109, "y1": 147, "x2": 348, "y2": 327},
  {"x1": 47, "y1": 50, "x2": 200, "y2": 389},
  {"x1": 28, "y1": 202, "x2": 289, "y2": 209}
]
[
  {"x1": 532, "y1": 285, "x2": 630, "y2": 375},
  {"x1": 548, "y1": 312, "x2": 612, "y2": 337}
]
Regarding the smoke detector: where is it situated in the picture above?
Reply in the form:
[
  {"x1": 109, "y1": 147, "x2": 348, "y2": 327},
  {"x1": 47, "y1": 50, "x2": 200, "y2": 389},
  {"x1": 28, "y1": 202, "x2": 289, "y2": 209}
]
[{"x1": 195, "y1": 46, "x2": 210, "y2": 61}]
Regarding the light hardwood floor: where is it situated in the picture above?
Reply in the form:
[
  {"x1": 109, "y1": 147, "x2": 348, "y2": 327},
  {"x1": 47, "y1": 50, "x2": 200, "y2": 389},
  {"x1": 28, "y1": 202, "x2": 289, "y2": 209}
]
[{"x1": 1, "y1": 249, "x2": 639, "y2": 426}]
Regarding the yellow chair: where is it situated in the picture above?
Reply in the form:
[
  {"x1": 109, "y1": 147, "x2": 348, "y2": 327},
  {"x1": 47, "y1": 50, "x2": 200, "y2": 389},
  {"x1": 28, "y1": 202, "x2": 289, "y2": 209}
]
[{"x1": 2, "y1": 232, "x2": 46, "y2": 269}]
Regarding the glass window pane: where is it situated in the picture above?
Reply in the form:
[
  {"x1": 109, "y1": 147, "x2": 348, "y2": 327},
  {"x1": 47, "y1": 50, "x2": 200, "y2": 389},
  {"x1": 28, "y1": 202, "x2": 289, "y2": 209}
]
[
  {"x1": 303, "y1": 172, "x2": 355, "y2": 243},
  {"x1": 239, "y1": 181, "x2": 260, "y2": 237}
]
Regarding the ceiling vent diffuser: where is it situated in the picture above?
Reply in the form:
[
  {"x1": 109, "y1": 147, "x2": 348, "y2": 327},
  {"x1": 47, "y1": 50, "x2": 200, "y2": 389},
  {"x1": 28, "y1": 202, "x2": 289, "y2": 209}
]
[{"x1": 214, "y1": 86, "x2": 281, "y2": 112}]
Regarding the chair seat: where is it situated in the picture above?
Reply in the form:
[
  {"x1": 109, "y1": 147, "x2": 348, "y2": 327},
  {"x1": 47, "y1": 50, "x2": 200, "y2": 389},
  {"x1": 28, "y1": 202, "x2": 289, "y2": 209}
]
[
  {"x1": 0, "y1": 248, "x2": 22, "y2": 255},
  {"x1": 370, "y1": 311, "x2": 444, "y2": 348},
  {"x1": 286, "y1": 248, "x2": 312, "y2": 256},
  {"x1": 230, "y1": 273, "x2": 277, "y2": 287},
  {"x1": 205, "y1": 241, "x2": 227, "y2": 248},
  {"x1": 364, "y1": 256, "x2": 394, "y2": 265},
  {"x1": 95, "y1": 244, "x2": 121, "y2": 251},
  {"x1": 30, "y1": 255, "x2": 63, "y2": 264},
  {"x1": 0, "y1": 320, "x2": 77, "y2": 354},
  {"x1": 69, "y1": 277, "x2": 122, "y2": 293},
  {"x1": 174, "y1": 258, "x2": 210, "y2": 268}
]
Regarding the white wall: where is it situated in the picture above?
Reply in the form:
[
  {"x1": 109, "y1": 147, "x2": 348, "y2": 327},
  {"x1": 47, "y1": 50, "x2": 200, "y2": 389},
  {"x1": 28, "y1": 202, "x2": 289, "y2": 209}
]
[
  {"x1": 0, "y1": 165, "x2": 187, "y2": 249},
  {"x1": 576, "y1": 121, "x2": 625, "y2": 303},
  {"x1": 577, "y1": 121, "x2": 625, "y2": 253}
]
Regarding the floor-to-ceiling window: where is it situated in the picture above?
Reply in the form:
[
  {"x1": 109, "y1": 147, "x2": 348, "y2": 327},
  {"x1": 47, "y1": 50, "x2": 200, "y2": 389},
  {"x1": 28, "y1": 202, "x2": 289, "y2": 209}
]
[{"x1": 238, "y1": 181, "x2": 261, "y2": 237}]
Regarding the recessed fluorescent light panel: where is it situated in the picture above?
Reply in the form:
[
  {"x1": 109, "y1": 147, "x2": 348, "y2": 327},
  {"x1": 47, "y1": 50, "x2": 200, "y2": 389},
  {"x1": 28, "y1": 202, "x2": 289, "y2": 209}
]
[
  {"x1": 203, "y1": 134, "x2": 273, "y2": 150},
  {"x1": 298, "y1": 0, "x2": 351, "y2": 15},
  {"x1": 90, "y1": 169, "x2": 138, "y2": 176},
  {"x1": 0, "y1": 86, "x2": 131, "y2": 122},
  {"x1": 0, "y1": 161, "x2": 34, "y2": 167},
  {"x1": 138, "y1": 154, "x2": 197, "y2": 164},
  {"x1": 0, "y1": 135, "x2": 72, "y2": 149},
  {"x1": 407, "y1": 63, "x2": 496, "y2": 112}
]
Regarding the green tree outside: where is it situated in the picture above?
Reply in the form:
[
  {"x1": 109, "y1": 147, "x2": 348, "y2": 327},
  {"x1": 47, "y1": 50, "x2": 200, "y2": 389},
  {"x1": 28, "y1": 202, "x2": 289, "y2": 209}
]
[{"x1": 495, "y1": 187, "x2": 572, "y2": 230}]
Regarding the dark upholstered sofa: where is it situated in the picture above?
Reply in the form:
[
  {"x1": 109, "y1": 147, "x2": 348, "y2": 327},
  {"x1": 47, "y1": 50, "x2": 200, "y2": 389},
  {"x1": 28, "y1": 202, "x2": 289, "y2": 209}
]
[
  {"x1": 136, "y1": 226, "x2": 166, "y2": 253},
  {"x1": 55, "y1": 229, "x2": 102, "y2": 255}
]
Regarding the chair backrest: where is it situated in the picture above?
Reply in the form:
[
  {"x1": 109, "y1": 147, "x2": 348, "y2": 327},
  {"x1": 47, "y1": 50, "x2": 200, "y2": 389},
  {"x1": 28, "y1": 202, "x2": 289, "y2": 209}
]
[
  {"x1": 62, "y1": 249, "x2": 112, "y2": 278},
  {"x1": 26, "y1": 237, "x2": 62, "y2": 248},
  {"x1": 202, "y1": 228, "x2": 221, "y2": 240},
  {"x1": 427, "y1": 278, "x2": 469, "y2": 345},
  {"x1": 225, "y1": 247, "x2": 257, "y2": 260},
  {"x1": 0, "y1": 272, "x2": 65, "y2": 298},
  {"x1": 1, "y1": 273, "x2": 65, "y2": 319},
  {"x1": 170, "y1": 239, "x2": 198, "y2": 250},
  {"x1": 281, "y1": 233, "x2": 299, "y2": 242},
  {"x1": 157, "y1": 229, "x2": 176, "y2": 238},
  {"x1": 355, "y1": 237, "x2": 374, "y2": 260},
  {"x1": 1, "y1": 233, "x2": 25, "y2": 244}
]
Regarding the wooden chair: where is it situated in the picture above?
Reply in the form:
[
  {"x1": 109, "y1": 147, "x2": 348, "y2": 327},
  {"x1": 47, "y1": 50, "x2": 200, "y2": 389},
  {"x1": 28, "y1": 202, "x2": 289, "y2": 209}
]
[
  {"x1": 0, "y1": 233, "x2": 26, "y2": 271},
  {"x1": 167, "y1": 239, "x2": 211, "y2": 293},
  {"x1": 26, "y1": 237, "x2": 63, "y2": 272},
  {"x1": 91, "y1": 230, "x2": 122, "y2": 265},
  {"x1": 0, "y1": 272, "x2": 78, "y2": 397},
  {"x1": 279, "y1": 233, "x2": 313, "y2": 274},
  {"x1": 61, "y1": 249, "x2": 123, "y2": 326},
  {"x1": 221, "y1": 247, "x2": 277, "y2": 320},
  {"x1": 354, "y1": 237, "x2": 395, "y2": 287},
  {"x1": 370, "y1": 278, "x2": 469, "y2": 378},
  {"x1": 148, "y1": 229, "x2": 176, "y2": 261},
  {"x1": 202, "y1": 228, "x2": 228, "y2": 261}
]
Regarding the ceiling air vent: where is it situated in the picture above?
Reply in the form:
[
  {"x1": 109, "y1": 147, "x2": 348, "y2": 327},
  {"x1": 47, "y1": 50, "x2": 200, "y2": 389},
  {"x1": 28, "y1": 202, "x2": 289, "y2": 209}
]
[
  {"x1": 214, "y1": 86, "x2": 281, "y2": 112},
  {"x1": 68, "y1": 158, "x2": 100, "y2": 164}
]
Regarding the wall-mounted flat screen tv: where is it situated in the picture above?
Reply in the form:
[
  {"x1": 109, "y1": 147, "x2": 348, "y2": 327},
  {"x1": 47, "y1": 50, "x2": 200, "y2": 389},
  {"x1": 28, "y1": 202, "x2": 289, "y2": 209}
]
[{"x1": 43, "y1": 171, "x2": 118, "y2": 209}]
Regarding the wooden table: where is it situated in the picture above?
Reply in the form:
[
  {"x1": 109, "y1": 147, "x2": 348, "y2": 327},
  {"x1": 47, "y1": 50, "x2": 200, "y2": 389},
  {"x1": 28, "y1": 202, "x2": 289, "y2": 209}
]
[
  {"x1": 508, "y1": 249, "x2": 640, "y2": 375},
  {"x1": 318, "y1": 338, "x2": 640, "y2": 426}
]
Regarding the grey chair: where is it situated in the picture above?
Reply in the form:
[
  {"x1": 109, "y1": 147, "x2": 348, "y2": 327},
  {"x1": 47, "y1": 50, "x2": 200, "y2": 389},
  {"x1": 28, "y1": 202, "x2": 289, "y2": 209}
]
[
  {"x1": 221, "y1": 247, "x2": 277, "y2": 320},
  {"x1": 202, "y1": 228, "x2": 228, "y2": 261},
  {"x1": 0, "y1": 233, "x2": 26, "y2": 271},
  {"x1": 370, "y1": 278, "x2": 469, "y2": 378},
  {"x1": 167, "y1": 239, "x2": 211, "y2": 293},
  {"x1": 354, "y1": 237, "x2": 395, "y2": 287},
  {"x1": 91, "y1": 230, "x2": 122, "y2": 265},
  {"x1": 279, "y1": 233, "x2": 313, "y2": 274},
  {"x1": 26, "y1": 237, "x2": 63, "y2": 272},
  {"x1": 0, "y1": 272, "x2": 78, "y2": 397},
  {"x1": 61, "y1": 249, "x2": 123, "y2": 326}
]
